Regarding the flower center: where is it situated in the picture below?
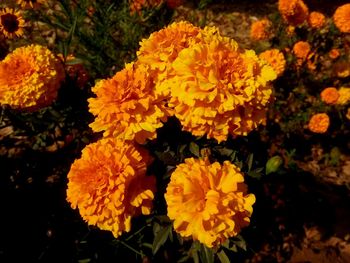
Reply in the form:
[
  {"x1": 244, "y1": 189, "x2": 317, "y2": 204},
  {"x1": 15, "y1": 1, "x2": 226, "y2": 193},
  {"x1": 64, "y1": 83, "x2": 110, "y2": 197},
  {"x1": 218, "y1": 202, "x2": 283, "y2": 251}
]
[{"x1": 1, "y1": 14, "x2": 19, "y2": 33}]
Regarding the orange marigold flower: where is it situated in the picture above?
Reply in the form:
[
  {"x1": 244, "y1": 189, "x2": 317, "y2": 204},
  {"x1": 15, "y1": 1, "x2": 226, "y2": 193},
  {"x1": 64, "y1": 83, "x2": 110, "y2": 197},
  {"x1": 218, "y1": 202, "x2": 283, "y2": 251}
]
[
  {"x1": 278, "y1": 0, "x2": 309, "y2": 26},
  {"x1": 308, "y1": 113, "x2": 330, "y2": 133},
  {"x1": 0, "y1": 45, "x2": 65, "y2": 111},
  {"x1": 320, "y1": 87, "x2": 339, "y2": 105},
  {"x1": 16, "y1": 0, "x2": 45, "y2": 8},
  {"x1": 162, "y1": 33, "x2": 276, "y2": 142},
  {"x1": 88, "y1": 62, "x2": 169, "y2": 144},
  {"x1": 307, "y1": 11, "x2": 326, "y2": 29},
  {"x1": 165, "y1": 157, "x2": 255, "y2": 248},
  {"x1": 0, "y1": 8, "x2": 25, "y2": 38},
  {"x1": 130, "y1": 0, "x2": 163, "y2": 14},
  {"x1": 337, "y1": 87, "x2": 350, "y2": 105},
  {"x1": 329, "y1": 48, "x2": 340, "y2": 59},
  {"x1": 250, "y1": 18, "x2": 273, "y2": 41},
  {"x1": 67, "y1": 138, "x2": 156, "y2": 238},
  {"x1": 137, "y1": 21, "x2": 203, "y2": 97},
  {"x1": 346, "y1": 108, "x2": 350, "y2": 120},
  {"x1": 293, "y1": 41, "x2": 311, "y2": 59},
  {"x1": 333, "y1": 4, "x2": 350, "y2": 33},
  {"x1": 259, "y1": 49, "x2": 286, "y2": 76}
]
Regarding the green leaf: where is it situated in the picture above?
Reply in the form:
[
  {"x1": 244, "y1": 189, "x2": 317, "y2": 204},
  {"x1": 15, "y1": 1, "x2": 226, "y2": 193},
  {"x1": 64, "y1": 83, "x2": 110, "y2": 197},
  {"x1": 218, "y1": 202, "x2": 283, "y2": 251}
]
[
  {"x1": 152, "y1": 224, "x2": 172, "y2": 255},
  {"x1": 266, "y1": 156, "x2": 283, "y2": 175},
  {"x1": 199, "y1": 244, "x2": 215, "y2": 263},
  {"x1": 246, "y1": 154, "x2": 254, "y2": 172},
  {"x1": 232, "y1": 235, "x2": 247, "y2": 251},
  {"x1": 189, "y1": 142, "x2": 200, "y2": 157},
  {"x1": 217, "y1": 250, "x2": 230, "y2": 263}
]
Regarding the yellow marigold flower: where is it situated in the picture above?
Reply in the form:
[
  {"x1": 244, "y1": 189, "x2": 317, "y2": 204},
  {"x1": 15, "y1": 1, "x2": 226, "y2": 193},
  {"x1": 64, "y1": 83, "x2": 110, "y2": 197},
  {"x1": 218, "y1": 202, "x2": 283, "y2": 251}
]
[
  {"x1": 337, "y1": 87, "x2": 350, "y2": 105},
  {"x1": 250, "y1": 18, "x2": 273, "y2": 41},
  {"x1": 130, "y1": 0, "x2": 163, "y2": 14},
  {"x1": 278, "y1": 0, "x2": 309, "y2": 26},
  {"x1": 307, "y1": 11, "x2": 326, "y2": 29},
  {"x1": 0, "y1": 45, "x2": 65, "y2": 111},
  {"x1": 320, "y1": 87, "x2": 339, "y2": 105},
  {"x1": 0, "y1": 8, "x2": 25, "y2": 38},
  {"x1": 67, "y1": 138, "x2": 156, "y2": 238},
  {"x1": 163, "y1": 34, "x2": 276, "y2": 142},
  {"x1": 333, "y1": 4, "x2": 350, "y2": 33},
  {"x1": 259, "y1": 49, "x2": 286, "y2": 76},
  {"x1": 88, "y1": 62, "x2": 169, "y2": 144},
  {"x1": 329, "y1": 48, "x2": 340, "y2": 59},
  {"x1": 16, "y1": 0, "x2": 45, "y2": 8},
  {"x1": 165, "y1": 157, "x2": 255, "y2": 248},
  {"x1": 137, "y1": 21, "x2": 203, "y2": 97},
  {"x1": 308, "y1": 113, "x2": 330, "y2": 133}
]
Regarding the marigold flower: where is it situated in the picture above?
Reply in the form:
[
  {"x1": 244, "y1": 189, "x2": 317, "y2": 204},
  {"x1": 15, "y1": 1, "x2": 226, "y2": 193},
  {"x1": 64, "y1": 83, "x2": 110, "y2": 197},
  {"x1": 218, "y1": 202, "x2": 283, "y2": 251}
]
[
  {"x1": 259, "y1": 49, "x2": 286, "y2": 76},
  {"x1": 337, "y1": 87, "x2": 350, "y2": 105},
  {"x1": 308, "y1": 113, "x2": 330, "y2": 133},
  {"x1": 250, "y1": 18, "x2": 273, "y2": 41},
  {"x1": 88, "y1": 62, "x2": 169, "y2": 144},
  {"x1": 0, "y1": 8, "x2": 25, "y2": 38},
  {"x1": 130, "y1": 0, "x2": 163, "y2": 14},
  {"x1": 278, "y1": 0, "x2": 309, "y2": 26},
  {"x1": 67, "y1": 138, "x2": 156, "y2": 238},
  {"x1": 137, "y1": 21, "x2": 203, "y2": 97},
  {"x1": 329, "y1": 49, "x2": 340, "y2": 60},
  {"x1": 293, "y1": 41, "x2": 311, "y2": 59},
  {"x1": 163, "y1": 34, "x2": 276, "y2": 142},
  {"x1": 16, "y1": 0, "x2": 45, "y2": 8},
  {"x1": 320, "y1": 87, "x2": 339, "y2": 105},
  {"x1": 0, "y1": 45, "x2": 65, "y2": 111},
  {"x1": 307, "y1": 11, "x2": 326, "y2": 29},
  {"x1": 165, "y1": 158, "x2": 255, "y2": 248},
  {"x1": 333, "y1": 4, "x2": 350, "y2": 33}
]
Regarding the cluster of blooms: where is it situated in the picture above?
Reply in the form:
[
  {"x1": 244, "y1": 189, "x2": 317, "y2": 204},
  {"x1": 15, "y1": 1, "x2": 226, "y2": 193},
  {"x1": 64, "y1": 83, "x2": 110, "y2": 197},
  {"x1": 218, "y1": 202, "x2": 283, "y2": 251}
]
[
  {"x1": 308, "y1": 87, "x2": 350, "y2": 133},
  {"x1": 0, "y1": 45, "x2": 65, "y2": 111},
  {"x1": 67, "y1": 21, "x2": 263, "y2": 246}
]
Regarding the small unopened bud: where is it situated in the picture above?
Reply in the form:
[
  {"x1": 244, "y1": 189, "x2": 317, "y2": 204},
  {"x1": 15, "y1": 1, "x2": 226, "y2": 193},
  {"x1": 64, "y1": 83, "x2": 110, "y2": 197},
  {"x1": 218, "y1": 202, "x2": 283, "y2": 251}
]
[{"x1": 266, "y1": 156, "x2": 283, "y2": 175}]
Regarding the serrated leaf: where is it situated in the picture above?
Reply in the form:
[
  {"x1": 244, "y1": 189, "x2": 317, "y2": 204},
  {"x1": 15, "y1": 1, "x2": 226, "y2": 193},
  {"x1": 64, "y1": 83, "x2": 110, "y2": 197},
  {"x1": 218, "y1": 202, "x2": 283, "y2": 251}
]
[
  {"x1": 152, "y1": 225, "x2": 172, "y2": 255},
  {"x1": 217, "y1": 250, "x2": 230, "y2": 263},
  {"x1": 189, "y1": 142, "x2": 200, "y2": 157}
]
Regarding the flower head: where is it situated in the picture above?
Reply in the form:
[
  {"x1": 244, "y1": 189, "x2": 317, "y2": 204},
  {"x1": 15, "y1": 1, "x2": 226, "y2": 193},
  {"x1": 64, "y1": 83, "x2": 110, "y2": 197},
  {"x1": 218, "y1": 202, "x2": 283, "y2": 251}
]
[
  {"x1": 88, "y1": 62, "x2": 169, "y2": 144},
  {"x1": 333, "y1": 4, "x2": 350, "y2": 33},
  {"x1": 250, "y1": 18, "x2": 273, "y2": 41},
  {"x1": 0, "y1": 8, "x2": 25, "y2": 38},
  {"x1": 278, "y1": 0, "x2": 309, "y2": 26},
  {"x1": 66, "y1": 138, "x2": 156, "y2": 238},
  {"x1": 320, "y1": 87, "x2": 339, "y2": 105},
  {"x1": 329, "y1": 49, "x2": 340, "y2": 60},
  {"x1": 165, "y1": 158, "x2": 255, "y2": 248},
  {"x1": 137, "y1": 21, "x2": 204, "y2": 97},
  {"x1": 16, "y1": 0, "x2": 45, "y2": 8},
  {"x1": 0, "y1": 45, "x2": 65, "y2": 111},
  {"x1": 307, "y1": 11, "x2": 326, "y2": 29},
  {"x1": 259, "y1": 49, "x2": 286, "y2": 76},
  {"x1": 333, "y1": 61, "x2": 350, "y2": 78},
  {"x1": 162, "y1": 33, "x2": 276, "y2": 142},
  {"x1": 308, "y1": 113, "x2": 330, "y2": 133},
  {"x1": 337, "y1": 87, "x2": 350, "y2": 105},
  {"x1": 293, "y1": 41, "x2": 311, "y2": 60}
]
